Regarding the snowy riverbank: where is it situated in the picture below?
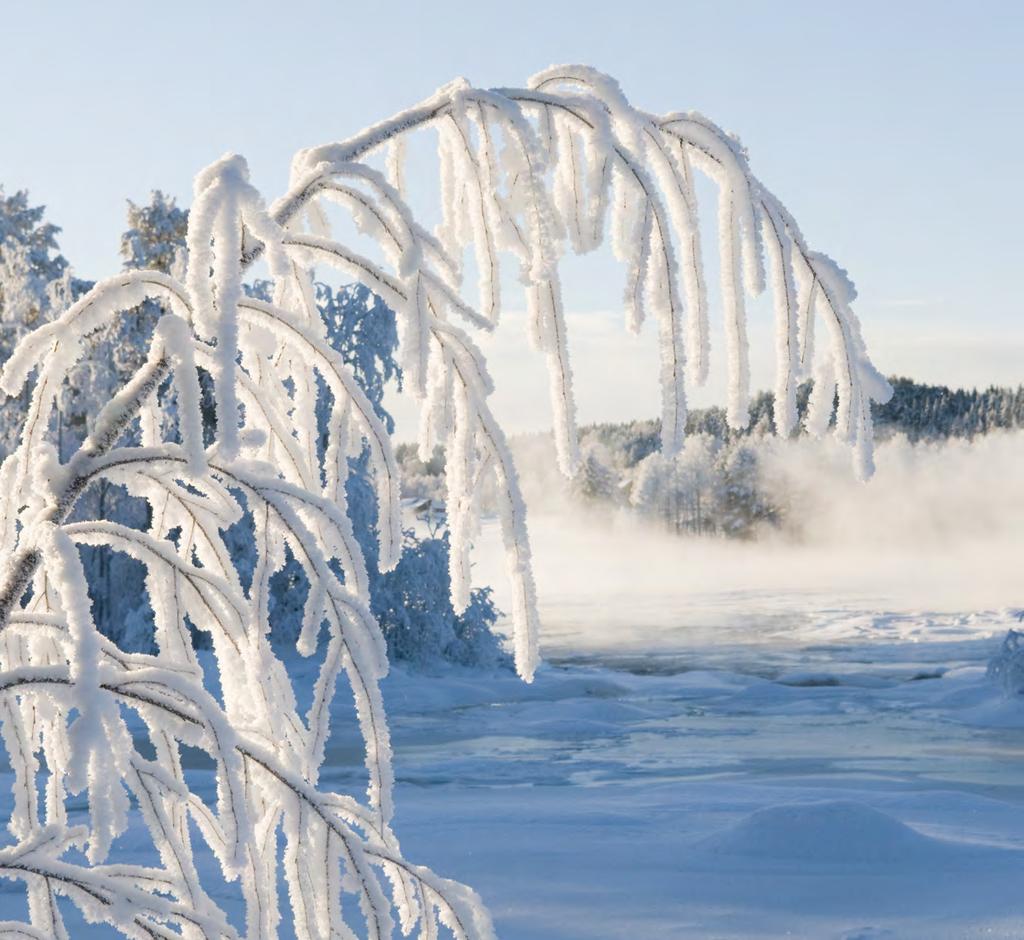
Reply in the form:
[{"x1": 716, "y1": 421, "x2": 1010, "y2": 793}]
[
  {"x1": 378, "y1": 603, "x2": 1024, "y2": 939},
  {"x1": 2, "y1": 603, "x2": 1022, "y2": 937},
  {"x1": 4, "y1": 505, "x2": 1024, "y2": 937}
]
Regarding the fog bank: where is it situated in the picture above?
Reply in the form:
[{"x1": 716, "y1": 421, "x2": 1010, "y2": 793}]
[{"x1": 473, "y1": 432, "x2": 1024, "y2": 655}]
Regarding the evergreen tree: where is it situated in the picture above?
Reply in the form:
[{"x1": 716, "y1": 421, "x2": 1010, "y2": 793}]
[
  {"x1": 713, "y1": 443, "x2": 777, "y2": 539},
  {"x1": 0, "y1": 188, "x2": 87, "y2": 454},
  {"x1": 114, "y1": 191, "x2": 189, "y2": 379},
  {"x1": 250, "y1": 278, "x2": 505, "y2": 667},
  {"x1": 73, "y1": 193, "x2": 191, "y2": 648},
  {"x1": 570, "y1": 444, "x2": 619, "y2": 506},
  {"x1": 1, "y1": 189, "x2": 504, "y2": 666}
]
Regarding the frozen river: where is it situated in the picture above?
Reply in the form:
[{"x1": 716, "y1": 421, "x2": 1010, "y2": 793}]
[
  {"x1": 3, "y1": 513, "x2": 1024, "y2": 937},
  {"x1": 363, "y1": 514, "x2": 1024, "y2": 937},
  {"x1": 374, "y1": 602, "x2": 1024, "y2": 938}
]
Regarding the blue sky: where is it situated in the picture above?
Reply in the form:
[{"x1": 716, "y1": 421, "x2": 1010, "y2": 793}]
[{"x1": 2, "y1": 0, "x2": 1021, "y2": 434}]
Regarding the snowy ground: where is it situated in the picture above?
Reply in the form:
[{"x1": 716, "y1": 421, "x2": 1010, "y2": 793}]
[
  {"x1": 375, "y1": 513, "x2": 1024, "y2": 938},
  {"x1": 378, "y1": 609, "x2": 1024, "y2": 939},
  {"x1": 3, "y1": 514, "x2": 1024, "y2": 937}
]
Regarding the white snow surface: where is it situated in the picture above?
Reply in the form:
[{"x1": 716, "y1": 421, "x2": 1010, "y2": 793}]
[{"x1": 4, "y1": 514, "x2": 1024, "y2": 937}]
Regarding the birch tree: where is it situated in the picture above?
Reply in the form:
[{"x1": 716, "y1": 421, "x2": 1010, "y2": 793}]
[{"x1": 0, "y1": 66, "x2": 890, "y2": 938}]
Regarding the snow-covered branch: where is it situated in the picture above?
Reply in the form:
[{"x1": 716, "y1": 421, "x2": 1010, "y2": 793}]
[{"x1": 0, "y1": 65, "x2": 888, "y2": 937}]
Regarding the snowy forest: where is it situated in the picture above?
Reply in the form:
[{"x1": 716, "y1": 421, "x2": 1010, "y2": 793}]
[
  {"x1": 1, "y1": 29, "x2": 1023, "y2": 940},
  {"x1": 400, "y1": 376, "x2": 1024, "y2": 538},
  {"x1": 0, "y1": 187, "x2": 505, "y2": 670}
]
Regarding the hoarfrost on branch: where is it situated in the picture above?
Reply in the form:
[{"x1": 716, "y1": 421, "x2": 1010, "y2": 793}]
[{"x1": 0, "y1": 66, "x2": 889, "y2": 938}]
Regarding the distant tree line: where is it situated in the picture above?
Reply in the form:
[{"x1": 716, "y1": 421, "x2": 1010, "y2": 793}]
[
  {"x1": 398, "y1": 375, "x2": 1024, "y2": 541},
  {"x1": 873, "y1": 377, "x2": 1024, "y2": 441},
  {"x1": 581, "y1": 377, "x2": 1024, "y2": 467}
]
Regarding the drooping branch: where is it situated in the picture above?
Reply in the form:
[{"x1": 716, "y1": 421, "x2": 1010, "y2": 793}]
[{"x1": 0, "y1": 65, "x2": 889, "y2": 939}]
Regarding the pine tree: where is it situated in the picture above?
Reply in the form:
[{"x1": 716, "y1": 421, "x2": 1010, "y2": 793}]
[
  {"x1": 0, "y1": 189, "x2": 86, "y2": 455},
  {"x1": 570, "y1": 445, "x2": 619, "y2": 506},
  {"x1": 714, "y1": 443, "x2": 777, "y2": 538}
]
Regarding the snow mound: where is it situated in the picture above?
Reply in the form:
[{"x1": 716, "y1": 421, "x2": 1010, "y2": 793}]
[{"x1": 699, "y1": 801, "x2": 947, "y2": 865}]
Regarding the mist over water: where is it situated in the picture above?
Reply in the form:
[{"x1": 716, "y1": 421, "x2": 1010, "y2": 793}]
[{"x1": 474, "y1": 431, "x2": 1024, "y2": 659}]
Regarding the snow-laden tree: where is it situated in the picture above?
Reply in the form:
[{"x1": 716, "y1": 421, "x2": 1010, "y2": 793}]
[
  {"x1": 0, "y1": 188, "x2": 72, "y2": 296},
  {"x1": 0, "y1": 66, "x2": 890, "y2": 937},
  {"x1": 569, "y1": 443, "x2": 620, "y2": 506},
  {"x1": 716, "y1": 443, "x2": 777, "y2": 538},
  {"x1": 62, "y1": 193, "x2": 187, "y2": 653},
  {"x1": 630, "y1": 449, "x2": 675, "y2": 523},
  {"x1": 112, "y1": 191, "x2": 191, "y2": 383},
  {"x1": 248, "y1": 279, "x2": 503, "y2": 667},
  {"x1": 673, "y1": 434, "x2": 720, "y2": 535},
  {"x1": 0, "y1": 189, "x2": 87, "y2": 457},
  {"x1": 630, "y1": 433, "x2": 723, "y2": 534},
  {"x1": 631, "y1": 435, "x2": 779, "y2": 537}
]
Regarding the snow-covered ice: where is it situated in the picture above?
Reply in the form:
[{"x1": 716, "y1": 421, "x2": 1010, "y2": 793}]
[
  {"x1": 370, "y1": 513, "x2": 1024, "y2": 938},
  {"x1": 377, "y1": 612, "x2": 1024, "y2": 938},
  {"x1": 6, "y1": 513, "x2": 1022, "y2": 937}
]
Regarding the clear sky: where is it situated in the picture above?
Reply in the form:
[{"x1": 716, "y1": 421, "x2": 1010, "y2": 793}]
[{"x1": 2, "y1": 0, "x2": 1021, "y2": 436}]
